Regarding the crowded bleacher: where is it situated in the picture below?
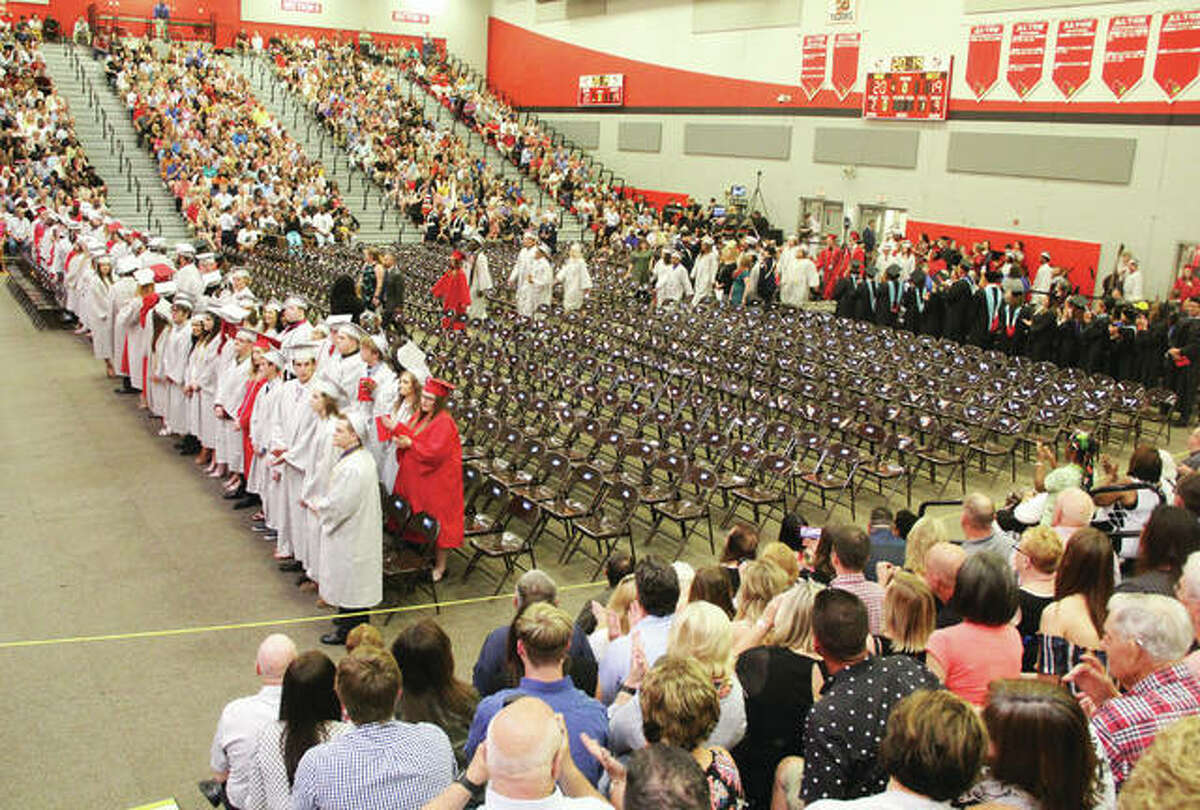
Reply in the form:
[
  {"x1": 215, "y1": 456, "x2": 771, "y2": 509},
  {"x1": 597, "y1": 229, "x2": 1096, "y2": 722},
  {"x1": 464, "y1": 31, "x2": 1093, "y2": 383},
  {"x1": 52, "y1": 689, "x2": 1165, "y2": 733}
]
[{"x1": 7, "y1": 10, "x2": 1200, "y2": 810}]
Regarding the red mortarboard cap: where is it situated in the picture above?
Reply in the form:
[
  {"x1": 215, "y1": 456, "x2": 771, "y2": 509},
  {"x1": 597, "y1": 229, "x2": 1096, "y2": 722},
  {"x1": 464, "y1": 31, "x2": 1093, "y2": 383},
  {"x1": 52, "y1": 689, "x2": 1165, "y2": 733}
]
[
  {"x1": 423, "y1": 377, "x2": 455, "y2": 398},
  {"x1": 451, "y1": 250, "x2": 465, "y2": 262}
]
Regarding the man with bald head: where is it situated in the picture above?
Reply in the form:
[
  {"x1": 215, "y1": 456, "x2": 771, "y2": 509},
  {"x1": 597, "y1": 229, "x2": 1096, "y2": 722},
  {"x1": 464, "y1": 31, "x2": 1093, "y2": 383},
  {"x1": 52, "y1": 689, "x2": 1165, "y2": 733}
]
[
  {"x1": 957, "y1": 493, "x2": 1009, "y2": 560},
  {"x1": 1050, "y1": 487, "x2": 1096, "y2": 545},
  {"x1": 424, "y1": 697, "x2": 608, "y2": 810},
  {"x1": 207, "y1": 633, "x2": 297, "y2": 809},
  {"x1": 923, "y1": 542, "x2": 966, "y2": 629}
]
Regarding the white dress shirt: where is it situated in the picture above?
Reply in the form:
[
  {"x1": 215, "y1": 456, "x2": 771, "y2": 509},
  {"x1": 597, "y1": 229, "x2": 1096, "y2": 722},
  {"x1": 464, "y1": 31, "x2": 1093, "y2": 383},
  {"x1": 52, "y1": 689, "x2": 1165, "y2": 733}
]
[{"x1": 210, "y1": 684, "x2": 282, "y2": 808}]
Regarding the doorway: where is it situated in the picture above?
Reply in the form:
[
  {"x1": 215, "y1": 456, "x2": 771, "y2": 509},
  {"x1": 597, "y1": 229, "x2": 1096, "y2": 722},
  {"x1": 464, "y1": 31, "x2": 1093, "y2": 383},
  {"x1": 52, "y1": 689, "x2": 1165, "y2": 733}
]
[
  {"x1": 858, "y1": 205, "x2": 908, "y2": 241},
  {"x1": 799, "y1": 197, "x2": 844, "y2": 239},
  {"x1": 1175, "y1": 242, "x2": 1200, "y2": 285}
]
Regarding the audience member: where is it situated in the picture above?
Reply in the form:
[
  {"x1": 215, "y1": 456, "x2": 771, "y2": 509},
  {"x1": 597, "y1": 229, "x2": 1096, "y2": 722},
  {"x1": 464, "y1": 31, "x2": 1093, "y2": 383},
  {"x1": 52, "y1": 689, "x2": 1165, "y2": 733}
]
[
  {"x1": 1066, "y1": 593, "x2": 1200, "y2": 789},
  {"x1": 1117, "y1": 715, "x2": 1200, "y2": 809},
  {"x1": 597, "y1": 557, "x2": 679, "y2": 704},
  {"x1": 864, "y1": 506, "x2": 905, "y2": 580},
  {"x1": 1092, "y1": 445, "x2": 1166, "y2": 560},
  {"x1": 586, "y1": 574, "x2": 637, "y2": 662},
  {"x1": 806, "y1": 690, "x2": 987, "y2": 809},
  {"x1": 391, "y1": 619, "x2": 479, "y2": 766},
  {"x1": 623, "y1": 744, "x2": 710, "y2": 810},
  {"x1": 576, "y1": 552, "x2": 635, "y2": 635},
  {"x1": 1180, "y1": 551, "x2": 1200, "y2": 678},
  {"x1": 345, "y1": 624, "x2": 384, "y2": 654},
  {"x1": 718, "y1": 524, "x2": 759, "y2": 593},
  {"x1": 800, "y1": 589, "x2": 939, "y2": 803},
  {"x1": 758, "y1": 541, "x2": 801, "y2": 583},
  {"x1": 473, "y1": 570, "x2": 598, "y2": 698},
  {"x1": 960, "y1": 679, "x2": 1114, "y2": 810},
  {"x1": 1048, "y1": 486, "x2": 1096, "y2": 545},
  {"x1": 957, "y1": 493, "x2": 1008, "y2": 558},
  {"x1": 827, "y1": 524, "x2": 886, "y2": 634},
  {"x1": 922, "y1": 542, "x2": 965, "y2": 628},
  {"x1": 926, "y1": 551, "x2": 1021, "y2": 705},
  {"x1": 898, "y1": 514, "x2": 946, "y2": 579},
  {"x1": 292, "y1": 646, "x2": 455, "y2": 809},
  {"x1": 244, "y1": 651, "x2": 350, "y2": 810},
  {"x1": 209, "y1": 634, "x2": 298, "y2": 810},
  {"x1": 1011, "y1": 525, "x2": 1062, "y2": 671},
  {"x1": 466, "y1": 602, "x2": 608, "y2": 785},
  {"x1": 1037, "y1": 527, "x2": 1114, "y2": 675},
  {"x1": 731, "y1": 559, "x2": 791, "y2": 648},
  {"x1": 687, "y1": 565, "x2": 736, "y2": 619},
  {"x1": 1116, "y1": 504, "x2": 1200, "y2": 595},
  {"x1": 873, "y1": 570, "x2": 936, "y2": 662}
]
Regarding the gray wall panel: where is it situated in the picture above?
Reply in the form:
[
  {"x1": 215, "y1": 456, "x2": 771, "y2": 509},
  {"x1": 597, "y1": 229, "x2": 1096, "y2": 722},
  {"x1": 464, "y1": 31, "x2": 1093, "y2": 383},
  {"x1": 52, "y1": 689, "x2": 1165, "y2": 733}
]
[
  {"x1": 618, "y1": 121, "x2": 662, "y2": 153},
  {"x1": 964, "y1": 0, "x2": 1127, "y2": 13},
  {"x1": 683, "y1": 124, "x2": 792, "y2": 160},
  {"x1": 692, "y1": 0, "x2": 802, "y2": 33},
  {"x1": 947, "y1": 133, "x2": 1136, "y2": 184},
  {"x1": 544, "y1": 119, "x2": 601, "y2": 150},
  {"x1": 812, "y1": 127, "x2": 920, "y2": 169}
]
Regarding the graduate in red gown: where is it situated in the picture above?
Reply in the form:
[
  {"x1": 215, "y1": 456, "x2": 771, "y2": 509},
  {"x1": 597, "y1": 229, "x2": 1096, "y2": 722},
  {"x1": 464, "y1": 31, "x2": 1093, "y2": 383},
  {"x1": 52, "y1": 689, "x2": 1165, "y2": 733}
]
[
  {"x1": 392, "y1": 377, "x2": 463, "y2": 581},
  {"x1": 431, "y1": 250, "x2": 471, "y2": 330}
]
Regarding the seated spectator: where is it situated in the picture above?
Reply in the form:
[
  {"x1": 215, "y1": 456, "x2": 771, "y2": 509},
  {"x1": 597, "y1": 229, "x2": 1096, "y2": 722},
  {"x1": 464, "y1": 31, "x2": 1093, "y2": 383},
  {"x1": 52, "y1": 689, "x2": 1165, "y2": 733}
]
[
  {"x1": 391, "y1": 618, "x2": 478, "y2": 767},
  {"x1": 623, "y1": 744, "x2": 710, "y2": 810},
  {"x1": 597, "y1": 556, "x2": 679, "y2": 704},
  {"x1": 1093, "y1": 445, "x2": 1167, "y2": 560},
  {"x1": 209, "y1": 634, "x2": 297, "y2": 810},
  {"x1": 345, "y1": 623, "x2": 384, "y2": 653},
  {"x1": 731, "y1": 581, "x2": 824, "y2": 809},
  {"x1": 1012, "y1": 525, "x2": 1063, "y2": 671},
  {"x1": 1180, "y1": 551, "x2": 1200, "y2": 679},
  {"x1": 1066, "y1": 593, "x2": 1200, "y2": 789},
  {"x1": 960, "y1": 679, "x2": 1115, "y2": 810},
  {"x1": 799, "y1": 589, "x2": 939, "y2": 803},
  {"x1": 425, "y1": 697, "x2": 609, "y2": 810},
  {"x1": 718, "y1": 523, "x2": 759, "y2": 592},
  {"x1": 1038, "y1": 527, "x2": 1114, "y2": 675},
  {"x1": 472, "y1": 569, "x2": 597, "y2": 698},
  {"x1": 864, "y1": 506, "x2": 905, "y2": 580},
  {"x1": 827, "y1": 524, "x2": 886, "y2": 635},
  {"x1": 1175, "y1": 470, "x2": 1200, "y2": 519},
  {"x1": 926, "y1": 551, "x2": 1022, "y2": 705},
  {"x1": 1116, "y1": 504, "x2": 1200, "y2": 595},
  {"x1": 609, "y1": 600, "x2": 746, "y2": 756},
  {"x1": 922, "y1": 541, "x2": 965, "y2": 628},
  {"x1": 244, "y1": 651, "x2": 350, "y2": 810},
  {"x1": 586, "y1": 573, "x2": 637, "y2": 662},
  {"x1": 292, "y1": 646, "x2": 455, "y2": 809},
  {"x1": 731, "y1": 559, "x2": 790, "y2": 648},
  {"x1": 957, "y1": 492, "x2": 1009, "y2": 559},
  {"x1": 758, "y1": 540, "x2": 801, "y2": 583},
  {"x1": 806, "y1": 690, "x2": 987, "y2": 809},
  {"x1": 873, "y1": 570, "x2": 936, "y2": 662},
  {"x1": 640, "y1": 656, "x2": 745, "y2": 810},
  {"x1": 687, "y1": 565, "x2": 735, "y2": 619},
  {"x1": 877, "y1": 513, "x2": 948, "y2": 586},
  {"x1": 1049, "y1": 487, "x2": 1096, "y2": 545},
  {"x1": 1014, "y1": 431, "x2": 1098, "y2": 527},
  {"x1": 1178, "y1": 429, "x2": 1200, "y2": 475},
  {"x1": 803, "y1": 525, "x2": 836, "y2": 584},
  {"x1": 1118, "y1": 715, "x2": 1200, "y2": 809},
  {"x1": 465, "y1": 603, "x2": 608, "y2": 785},
  {"x1": 576, "y1": 552, "x2": 634, "y2": 636}
]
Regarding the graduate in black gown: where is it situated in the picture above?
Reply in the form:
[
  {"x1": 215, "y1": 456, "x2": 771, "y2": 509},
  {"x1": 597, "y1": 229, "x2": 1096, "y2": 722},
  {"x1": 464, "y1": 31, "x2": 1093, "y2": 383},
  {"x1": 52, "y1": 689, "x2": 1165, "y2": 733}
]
[
  {"x1": 1134, "y1": 304, "x2": 1166, "y2": 387},
  {"x1": 853, "y1": 269, "x2": 880, "y2": 322},
  {"x1": 1056, "y1": 295, "x2": 1087, "y2": 368},
  {"x1": 1080, "y1": 298, "x2": 1112, "y2": 374},
  {"x1": 1027, "y1": 299, "x2": 1059, "y2": 363},
  {"x1": 995, "y1": 291, "x2": 1026, "y2": 355},
  {"x1": 832, "y1": 265, "x2": 858, "y2": 319},
  {"x1": 900, "y1": 269, "x2": 928, "y2": 333},
  {"x1": 968, "y1": 269, "x2": 1006, "y2": 349},
  {"x1": 942, "y1": 263, "x2": 975, "y2": 344},
  {"x1": 1108, "y1": 304, "x2": 1138, "y2": 381},
  {"x1": 875, "y1": 264, "x2": 904, "y2": 328}
]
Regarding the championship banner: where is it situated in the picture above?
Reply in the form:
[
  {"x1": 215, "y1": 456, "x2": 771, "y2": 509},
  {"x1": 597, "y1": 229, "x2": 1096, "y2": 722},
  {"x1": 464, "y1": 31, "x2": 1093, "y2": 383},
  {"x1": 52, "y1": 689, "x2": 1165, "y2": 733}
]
[
  {"x1": 1052, "y1": 18, "x2": 1097, "y2": 99},
  {"x1": 831, "y1": 32, "x2": 861, "y2": 100},
  {"x1": 827, "y1": 0, "x2": 857, "y2": 26},
  {"x1": 1154, "y1": 10, "x2": 1200, "y2": 101},
  {"x1": 1102, "y1": 14, "x2": 1151, "y2": 100},
  {"x1": 966, "y1": 24, "x2": 1003, "y2": 99},
  {"x1": 1007, "y1": 21, "x2": 1049, "y2": 99},
  {"x1": 801, "y1": 34, "x2": 829, "y2": 99}
]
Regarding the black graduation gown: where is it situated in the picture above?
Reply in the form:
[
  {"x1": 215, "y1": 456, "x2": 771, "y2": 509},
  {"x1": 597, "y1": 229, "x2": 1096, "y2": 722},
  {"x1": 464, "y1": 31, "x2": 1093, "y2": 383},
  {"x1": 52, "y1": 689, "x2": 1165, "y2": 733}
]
[
  {"x1": 967, "y1": 286, "x2": 1003, "y2": 348},
  {"x1": 756, "y1": 257, "x2": 778, "y2": 307},
  {"x1": 995, "y1": 302, "x2": 1024, "y2": 355},
  {"x1": 942, "y1": 279, "x2": 973, "y2": 343},
  {"x1": 1080, "y1": 316, "x2": 1111, "y2": 374},
  {"x1": 875, "y1": 279, "x2": 903, "y2": 328},
  {"x1": 854, "y1": 279, "x2": 879, "y2": 321},
  {"x1": 1057, "y1": 318, "x2": 1084, "y2": 368},
  {"x1": 1136, "y1": 324, "x2": 1166, "y2": 387},
  {"x1": 1028, "y1": 310, "x2": 1058, "y2": 362},
  {"x1": 921, "y1": 287, "x2": 946, "y2": 337},
  {"x1": 1109, "y1": 323, "x2": 1137, "y2": 381},
  {"x1": 832, "y1": 277, "x2": 856, "y2": 319},
  {"x1": 900, "y1": 283, "x2": 924, "y2": 332}
]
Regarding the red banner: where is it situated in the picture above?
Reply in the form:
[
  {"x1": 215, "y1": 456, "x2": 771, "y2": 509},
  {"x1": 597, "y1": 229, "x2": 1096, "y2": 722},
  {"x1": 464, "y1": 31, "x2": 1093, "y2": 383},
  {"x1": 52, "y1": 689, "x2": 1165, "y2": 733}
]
[
  {"x1": 1007, "y1": 21, "x2": 1049, "y2": 99},
  {"x1": 1154, "y1": 10, "x2": 1200, "y2": 101},
  {"x1": 800, "y1": 34, "x2": 829, "y2": 99},
  {"x1": 966, "y1": 24, "x2": 1004, "y2": 99},
  {"x1": 1103, "y1": 14, "x2": 1151, "y2": 100},
  {"x1": 830, "y1": 32, "x2": 861, "y2": 100},
  {"x1": 1052, "y1": 18, "x2": 1097, "y2": 99}
]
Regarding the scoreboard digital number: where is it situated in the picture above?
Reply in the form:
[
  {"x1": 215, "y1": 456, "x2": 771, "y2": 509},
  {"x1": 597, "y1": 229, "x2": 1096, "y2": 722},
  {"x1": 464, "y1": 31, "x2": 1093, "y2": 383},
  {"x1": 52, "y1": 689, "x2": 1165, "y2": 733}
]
[
  {"x1": 863, "y1": 55, "x2": 952, "y2": 120},
  {"x1": 578, "y1": 74, "x2": 624, "y2": 107}
]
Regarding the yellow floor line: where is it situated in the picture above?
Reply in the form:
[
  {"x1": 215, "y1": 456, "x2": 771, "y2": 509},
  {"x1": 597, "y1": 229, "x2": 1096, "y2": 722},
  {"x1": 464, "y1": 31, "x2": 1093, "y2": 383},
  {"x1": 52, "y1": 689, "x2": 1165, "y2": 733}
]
[{"x1": 0, "y1": 581, "x2": 605, "y2": 650}]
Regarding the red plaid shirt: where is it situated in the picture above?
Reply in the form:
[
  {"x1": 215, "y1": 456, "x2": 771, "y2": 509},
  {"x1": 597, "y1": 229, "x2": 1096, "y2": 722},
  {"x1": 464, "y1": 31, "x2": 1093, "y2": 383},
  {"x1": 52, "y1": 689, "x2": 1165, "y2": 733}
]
[
  {"x1": 1091, "y1": 661, "x2": 1200, "y2": 789},
  {"x1": 831, "y1": 573, "x2": 885, "y2": 635}
]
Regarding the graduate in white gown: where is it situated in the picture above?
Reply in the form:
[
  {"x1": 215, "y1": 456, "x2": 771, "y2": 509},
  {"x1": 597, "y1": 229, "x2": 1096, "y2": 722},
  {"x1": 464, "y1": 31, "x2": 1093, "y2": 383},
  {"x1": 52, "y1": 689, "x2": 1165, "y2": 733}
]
[
  {"x1": 556, "y1": 242, "x2": 593, "y2": 312},
  {"x1": 160, "y1": 295, "x2": 195, "y2": 436},
  {"x1": 88, "y1": 254, "x2": 116, "y2": 371},
  {"x1": 465, "y1": 235, "x2": 493, "y2": 320},
  {"x1": 656, "y1": 251, "x2": 694, "y2": 309},
  {"x1": 378, "y1": 368, "x2": 422, "y2": 491},
  {"x1": 248, "y1": 350, "x2": 286, "y2": 543},
  {"x1": 508, "y1": 231, "x2": 540, "y2": 318},
  {"x1": 355, "y1": 332, "x2": 399, "y2": 479},
  {"x1": 109, "y1": 257, "x2": 140, "y2": 386},
  {"x1": 691, "y1": 237, "x2": 718, "y2": 307},
  {"x1": 299, "y1": 378, "x2": 344, "y2": 589},
  {"x1": 269, "y1": 345, "x2": 322, "y2": 568}
]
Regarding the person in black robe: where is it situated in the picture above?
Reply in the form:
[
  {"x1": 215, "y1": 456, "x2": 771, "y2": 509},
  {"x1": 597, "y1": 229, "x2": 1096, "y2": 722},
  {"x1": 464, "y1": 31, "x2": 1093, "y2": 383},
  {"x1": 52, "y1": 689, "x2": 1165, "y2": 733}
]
[
  {"x1": 1056, "y1": 295, "x2": 1087, "y2": 368},
  {"x1": 942, "y1": 263, "x2": 975, "y2": 344},
  {"x1": 1134, "y1": 305, "x2": 1166, "y2": 387},
  {"x1": 1165, "y1": 298, "x2": 1200, "y2": 425},
  {"x1": 1080, "y1": 298, "x2": 1112, "y2": 374},
  {"x1": 756, "y1": 248, "x2": 778, "y2": 310},
  {"x1": 853, "y1": 271, "x2": 880, "y2": 322},
  {"x1": 900, "y1": 269, "x2": 927, "y2": 333},
  {"x1": 875, "y1": 264, "x2": 903, "y2": 328},
  {"x1": 995, "y1": 291, "x2": 1026, "y2": 355},
  {"x1": 832, "y1": 270, "x2": 857, "y2": 319},
  {"x1": 968, "y1": 270, "x2": 1006, "y2": 348},
  {"x1": 1027, "y1": 301, "x2": 1059, "y2": 363},
  {"x1": 1108, "y1": 305, "x2": 1137, "y2": 381}
]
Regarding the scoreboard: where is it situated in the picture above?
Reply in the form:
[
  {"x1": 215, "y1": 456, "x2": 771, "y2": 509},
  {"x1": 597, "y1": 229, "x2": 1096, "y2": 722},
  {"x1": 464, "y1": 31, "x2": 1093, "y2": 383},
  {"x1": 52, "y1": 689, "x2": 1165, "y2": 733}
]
[
  {"x1": 863, "y1": 55, "x2": 952, "y2": 120},
  {"x1": 578, "y1": 74, "x2": 625, "y2": 107}
]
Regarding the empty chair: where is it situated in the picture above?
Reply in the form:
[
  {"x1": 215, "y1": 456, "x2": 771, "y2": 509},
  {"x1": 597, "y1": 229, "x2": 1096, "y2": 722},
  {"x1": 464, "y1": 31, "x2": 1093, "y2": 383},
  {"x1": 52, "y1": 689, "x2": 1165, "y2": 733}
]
[{"x1": 462, "y1": 495, "x2": 546, "y2": 594}]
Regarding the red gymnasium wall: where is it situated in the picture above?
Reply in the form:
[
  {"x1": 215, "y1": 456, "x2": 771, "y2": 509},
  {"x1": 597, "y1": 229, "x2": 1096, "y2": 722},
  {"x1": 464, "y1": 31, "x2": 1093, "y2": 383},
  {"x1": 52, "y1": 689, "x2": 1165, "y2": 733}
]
[
  {"x1": 906, "y1": 220, "x2": 1101, "y2": 295},
  {"x1": 7, "y1": 1, "x2": 442, "y2": 50}
]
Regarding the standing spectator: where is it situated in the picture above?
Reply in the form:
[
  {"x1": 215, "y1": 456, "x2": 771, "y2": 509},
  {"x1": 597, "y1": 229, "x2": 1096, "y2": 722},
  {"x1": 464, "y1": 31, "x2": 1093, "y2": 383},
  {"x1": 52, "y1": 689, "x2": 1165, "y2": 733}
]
[
  {"x1": 1037, "y1": 528, "x2": 1114, "y2": 676},
  {"x1": 827, "y1": 524, "x2": 886, "y2": 635},
  {"x1": 472, "y1": 570, "x2": 597, "y2": 699},
  {"x1": 923, "y1": 541, "x2": 966, "y2": 628},
  {"x1": 575, "y1": 552, "x2": 634, "y2": 636},
  {"x1": 465, "y1": 603, "x2": 608, "y2": 786},
  {"x1": 926, "y1": 552, "x2": 1022, "y2": 706},
  {"x1": 597, "y1": 556, "x2": 679, "y2": 704},
  {"x1": 1012, "y1": 525, "x2": 1063, "y2": 671},
  {"x1": 1116, "y1": 504, "x2": 1200, "y2": 595},
  {"x1": 1066, "y1": 593, "x2": 1200, "y2": 789},
  {"x1": 800, "y1": 589, "x2": 939, "y2": 804},
  {"x1": 207, "y1": 634, "x2": 298, "y2": 810},
  {"x1": 718, "y1": 524, "x2": 758, "y2": 593},
  {"x1": 1118, "y1": 715, "x2": 1200, "y2": 808},
  {"x1": 152, "y1": 1, "x2": 170, "y2": 41},
  {"x1": 292, "y1": 647, "x2": 455, "y2": 809},
  {"x1": 873, "y1": 570, "x2": 936, "y2": 662},
  {"x1": 957, "y1": 493, "x2": 1009, "y2": 558}
]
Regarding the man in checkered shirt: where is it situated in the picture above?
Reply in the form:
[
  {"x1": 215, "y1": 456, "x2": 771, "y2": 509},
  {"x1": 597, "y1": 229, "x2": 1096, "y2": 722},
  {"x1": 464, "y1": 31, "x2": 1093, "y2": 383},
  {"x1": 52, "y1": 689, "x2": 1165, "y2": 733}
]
[
  {"x1": 292, "y1": 646, "x2": 455, "y2": 810},
  {"x1": 1067, "y1": 593, "x2": 1200, "y2": 790}
]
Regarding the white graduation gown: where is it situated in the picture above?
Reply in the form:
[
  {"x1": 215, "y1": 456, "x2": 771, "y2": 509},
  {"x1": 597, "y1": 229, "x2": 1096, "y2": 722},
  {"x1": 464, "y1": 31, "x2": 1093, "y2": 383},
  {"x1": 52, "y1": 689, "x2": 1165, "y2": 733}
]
[
  {"x1": 656, "y1": 263, "x2": 693, "y2": 308},
  {"x1": 300, "y1": 418, "x2": 338, "y2": 581},
  {"x1": 466, "y1": 251, "x2": 493, "y2": 319},
  {"x1": 315, "y1": 447, "x2": 383, "y2": 609},
  {"x1": 556, "y1": 257, "x2": 592, "y2": 312},
  {"x1": 691, "y1": 252, "x2": 718, "y2": 306},
  {"x1": 272, "y1": 378, "x2": 320, "y2": 560},
  {"x1": 89, "y1": 276, "x2": 115, "y2": 360},
  {"x1": 161, "y1": 322, "x2": 193, "y2": 434},
  {"x1": 109, "y1": 277, "x2": 137, "y2": 371}
]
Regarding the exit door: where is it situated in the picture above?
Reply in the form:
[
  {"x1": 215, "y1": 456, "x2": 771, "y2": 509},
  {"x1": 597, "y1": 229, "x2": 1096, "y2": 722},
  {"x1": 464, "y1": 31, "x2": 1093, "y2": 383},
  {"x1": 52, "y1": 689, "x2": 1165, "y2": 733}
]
[
  {"x1": 858, "y1": 205, "x2": 908, "y2": 240},
  {"x1": 799, "y1": 198, "x2": 844, "y2": 239}
]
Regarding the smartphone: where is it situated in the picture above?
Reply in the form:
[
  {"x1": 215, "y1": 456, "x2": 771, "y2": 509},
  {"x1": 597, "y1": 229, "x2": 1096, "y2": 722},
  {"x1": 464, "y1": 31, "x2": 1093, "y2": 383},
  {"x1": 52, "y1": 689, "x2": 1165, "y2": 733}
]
[{"x1": 800, "y1": 527, "x2": 822, "y2": 540}]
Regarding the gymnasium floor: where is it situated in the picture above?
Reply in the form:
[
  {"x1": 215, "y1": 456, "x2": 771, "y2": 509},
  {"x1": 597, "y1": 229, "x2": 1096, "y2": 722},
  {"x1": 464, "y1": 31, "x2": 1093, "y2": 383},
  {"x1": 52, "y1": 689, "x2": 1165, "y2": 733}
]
[{"x1": 0, "y1": 291, "x2": 1185, "y2": 808}]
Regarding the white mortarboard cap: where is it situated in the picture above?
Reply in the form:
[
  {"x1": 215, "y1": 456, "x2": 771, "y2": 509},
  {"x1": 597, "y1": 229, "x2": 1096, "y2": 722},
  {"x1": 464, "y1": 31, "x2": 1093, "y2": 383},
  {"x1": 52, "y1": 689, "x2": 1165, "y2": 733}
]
[
  {"x1": 175, "y1": 243, "x2": 195, "y2": 254},
  {"x1": 201, "y1": 271, "x2": 222, "y2": 288},
  {"x1": 339, "y1": 322, "x2": 366, "y2": 342},
  {"x1": 262, "y1": 350, "x2": 285, "y2": 369},
  {"x1": 234, "y1": 289, "x2": 258, "y2": 306},
  {"x1": 173, "y1": 294, "x2": 195, "y2": 311},
  {"x1": 155, "y1": 280, "x2": 178, "y2": 296},
  {"x1": 116, "y1": 256, "x2": 139, "y2": 276},
  {"x1": 366, "y1": 332, "x2": 388, "y2": 354},
  {"x1": 395, "y1": 340, "x2": 431, "y2": 383},
  {"x1": 133, "y1": 268, "x2": 155, "y2": 285},
  {"x1": 219, "y1": 303, "x2": 249, "y2": 323},
  {"x1": 289, "y1": 344, "x2": 319, "y2": 364},
  {"x1": 345, "y1": 411, "x2": 369, "y2": 442},
  {"x1": 231, "y1": 268, "x2": 251, "y2": 280},
  {"x1": 236, "y1": 328, "x2": 257, "y2": 341},
  {"x1": 197, "y1": 252, "x2": 216, "y2": 262},
  {"x1": 152, "y1": 299, "x2": 172, "y2": 319},
  {"x1": 283, "y1": 294, "x2": 309, "y2": 309},
  {"x1": 313, "y1": 376, "x2": 346, "y2": 401},
  {"x1": 325, "y1": 314, "x2": 353, "y2": 329}
]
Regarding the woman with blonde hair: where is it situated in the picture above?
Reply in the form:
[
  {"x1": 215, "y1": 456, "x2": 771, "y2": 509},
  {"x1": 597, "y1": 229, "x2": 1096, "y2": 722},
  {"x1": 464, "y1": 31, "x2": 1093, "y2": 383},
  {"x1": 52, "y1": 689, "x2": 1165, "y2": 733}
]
[
  {"x1": 732, "y1": 582, "x2": 824, "y2": 809},
  {"x1": 608, "y1": 601, "x2": 746, "y2": 756},
  {"x1": 732, "y1": 560, "x2": 791, "y2": 649},
  {"x1": 587, "y1": 574, "x2": 637, "y2": 661},
  {"x1": 874, "y1": 570, "x2": 937, "y2": 662},
  {"x1": 759, "y1": 541, "x2": 801, "y2": 583},
  {"x1": 900, "y1": 515, "x2": 947, "y2": 578}
]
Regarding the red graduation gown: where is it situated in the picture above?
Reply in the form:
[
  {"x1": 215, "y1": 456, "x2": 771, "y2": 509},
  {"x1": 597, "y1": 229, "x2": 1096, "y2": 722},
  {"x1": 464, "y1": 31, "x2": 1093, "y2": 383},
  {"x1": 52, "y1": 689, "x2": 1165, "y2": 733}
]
[
  {"x1": 431, "y1": 267, "x2": 471, "y2": 331},
  {"x1": 392, "y1": 410, "x2": 464, "y2": 549},
  {"x1": 236, "y1": 377, "x2": 267, "y2": 478}
]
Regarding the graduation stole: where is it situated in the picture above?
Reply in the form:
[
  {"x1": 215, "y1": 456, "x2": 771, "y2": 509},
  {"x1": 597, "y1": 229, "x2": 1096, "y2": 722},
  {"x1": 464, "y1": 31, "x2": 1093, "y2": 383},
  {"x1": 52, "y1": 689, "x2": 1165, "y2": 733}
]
[
  {"x1": 888, "y1": 280, "x2": 901, "y2": 312},
  {"x1": 911, "y1": 282, "x2": 925, "y2": 314},
  {"x1": 1004, "y1": 304, "x2": 1021, "y2": 338},
  {"x1": 986, "y1": 287, "x2": 1001, "y2": 333},
  {"x1": 138, "y1": 292, "x2": 160, "y2": 327}
]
